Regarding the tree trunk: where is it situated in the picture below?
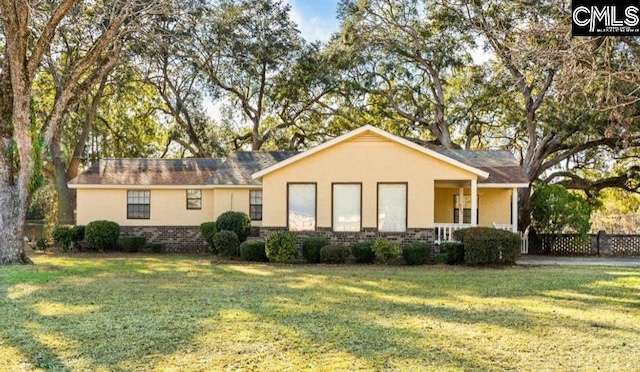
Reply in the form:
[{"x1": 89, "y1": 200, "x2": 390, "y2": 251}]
[
  {"x1": 53, "y1": 157, "x2": 75, "y2": 225},
  {"x1": 0, "y1": 185, "x2": 32, "y2": 264},
  {"x1": 518, "y1": 187, "x2": 532, "y2": 233}
]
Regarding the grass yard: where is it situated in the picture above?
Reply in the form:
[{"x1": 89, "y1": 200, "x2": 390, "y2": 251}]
[{"x1": 1, "y1": 254, "x2": 639, "y2": 371}]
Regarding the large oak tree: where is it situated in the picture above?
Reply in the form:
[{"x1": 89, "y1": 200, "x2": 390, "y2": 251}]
[{"x1": 0, "y1": 0, "x2": 159, "y2": 264}]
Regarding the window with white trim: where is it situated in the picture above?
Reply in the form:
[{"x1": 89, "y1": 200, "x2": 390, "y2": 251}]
[
  {"x1": 377, "y1": 184, "x2": 407, "y2": 232},
  {"x1": 333, "y1": 184, "x2": 361, "y2": 232},
  {"x1": 288, "y1": 184, "x2": 316, "y2": 231},
  {"x1": 250, "y1": 190, "x2": 263, "y2": 221},
  {"x1": 127, "y1": 190, "x2": 150, "y2": 219},
  {"x1": 186, "y1": 189, "x2": 202, "y2": 210}
]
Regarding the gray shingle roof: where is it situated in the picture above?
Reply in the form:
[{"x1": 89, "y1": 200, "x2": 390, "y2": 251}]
[
  {"x1": 432, "y1": 149, "x2": 529, "y2": 184},
  {"x1": 208, "y1": 151, "x2": 299, "y2": 186},
  {"x1": 69, "y1": 146, "x2": 527, "y2": 187},
  {"x1": 68, "y1": 158, "x2": 222, "y2": 186}
]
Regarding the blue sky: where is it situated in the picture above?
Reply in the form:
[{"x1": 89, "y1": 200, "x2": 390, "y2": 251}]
[{"x1": 287, "y1": 0, "x2": 340, "y2": 42}]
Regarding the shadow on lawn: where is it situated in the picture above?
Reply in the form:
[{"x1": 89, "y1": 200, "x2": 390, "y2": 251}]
[
  {"x1": 1, "y1": 257, "x2": 639, "y2": 370},
  {"x1": 0, "y1": 257, "x2": 223, "y2": 371}
]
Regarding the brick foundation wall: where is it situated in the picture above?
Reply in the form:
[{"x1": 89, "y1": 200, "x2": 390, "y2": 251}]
[
  {"x1": 117, "y1": 226, "x2": 435, "y2": 254},
  {"x1": 258, "y1": 227, "x2": 435, "y2": 247},
  {"x1": 120, "y1": 226, "x2": 208, "y2": 253}
]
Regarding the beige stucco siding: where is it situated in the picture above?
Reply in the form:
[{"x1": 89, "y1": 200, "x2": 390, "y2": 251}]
[
  {"x1": 479, "y1": 188, "x2": 512, "y2": 226},
  {"x1": 261, "y1": 135, "x2": 478, "y2": 229},
  {"x1": 213, "y1": 188, "x2": 262, "y2": 227},
  {"x1": 77, "y1": 187, "x2": 263, "y2": 226},
  {"x1": 76, "y1": 188, "x2": 215, "y2": 226},
  {"x1": 434, "y1": 188, "x2": 512, "y2": 226}
]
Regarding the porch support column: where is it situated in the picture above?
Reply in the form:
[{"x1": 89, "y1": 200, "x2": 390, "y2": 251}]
[
  {"x1": 512, "y1": 187, "x2": 518, "y2": 233},
  {"x1": 470, "y1": 179, "x2": 478, "y2": 226},
  {"x1": 458, "y1": 187, "x2": 464, "y2": 225}
]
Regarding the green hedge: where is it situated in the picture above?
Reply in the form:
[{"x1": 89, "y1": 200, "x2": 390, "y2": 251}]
[
  {"x1": 215, "y1": 211, "x2": 251, "y2": 242},
  {"x1": 440, "y1": 242, "x2": 465, "y2": 265},
  {"x1": 372, "y1": 237, "x2": 400, "y2": 263},
  {"x1": 302, "y1": 237, "x2": 329, "y2": 263},
  {"x1": 351, "y1": 242, "x2": 375, "y2": 264},
  {"x1": 200, "y1": 222, "x2": 217, "y2": 251},
  {"x1": 402, "y1": 242, "x2": 431, "y2": 265},
  {"x1": 240, "y1": 240, "x2": 267, "y2": 262},
  {"x1": 265, "y1": 231, "x2": 297, "y2": 263},
  {"x1": 149, "y1": 243, "x2": 163, "y2": 253},
  {"x1": 72, "y1": 225, "x2": 85, "y2": 244},
  {"x1": 85, "y1": 220, "x2": 120, "y2": 251},
  {"x1": 454, "y1": 227, "x2": 520, "y2": 265},
  {"x1": 52, "y1": 225, "x2": 74, "y2": 251},
  {"x1": 320, "y1": 244, "x2": 350, "y2": 264},
  {"x1": 122, "y1": 236, "x2": 147, "y2": 252},
  {"x1": 213, "y1": 230, "x2": 240, "y2": 256}
]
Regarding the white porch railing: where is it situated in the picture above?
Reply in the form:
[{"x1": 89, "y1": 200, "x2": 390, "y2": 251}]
[
  {"x1": 434, "y1": 222, "x2": 529, "y2": 254},
  {"x1": 492, "y1": 223, "x2": 513, "y2": 231},
  {"x1": 519, "y1": 232, "x2": 529, "y2": 254},
  {"x1": 434, "y1": 223, "x2": 473, "y2": 244}
]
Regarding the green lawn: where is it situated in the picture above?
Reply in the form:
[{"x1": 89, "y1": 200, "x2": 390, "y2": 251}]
[{"x1": 1, "y1": 254, "x2": 639, "y2": 371}]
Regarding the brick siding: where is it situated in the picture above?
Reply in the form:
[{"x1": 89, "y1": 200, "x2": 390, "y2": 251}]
[
  {"x1": 120, "y1": 226, "x2": 208, "y2": 253},
  {"x1": 118, "y1": 226, "x2": 435, "y2": 253},
  {"x1": 258, "y1": 227, "x2": 435, "y2": 247}
]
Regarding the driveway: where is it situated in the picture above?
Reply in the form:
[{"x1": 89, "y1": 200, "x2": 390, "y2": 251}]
[{"x1": 517, "y1": 255, "x2": 640, "y2": 267}]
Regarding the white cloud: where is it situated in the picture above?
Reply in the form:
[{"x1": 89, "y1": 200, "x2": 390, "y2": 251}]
[{"x1": 287, "y1": 0, "x2": 338, "y2": 43}]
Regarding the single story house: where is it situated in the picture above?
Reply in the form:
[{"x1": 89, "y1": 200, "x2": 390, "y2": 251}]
[{"x1": 68, "y1": 125, "x2": 529, "y2": 251}]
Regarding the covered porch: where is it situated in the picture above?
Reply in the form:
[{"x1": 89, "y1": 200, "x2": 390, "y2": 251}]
[{"x1": 433, "y1": 180, "x2": 519, "y2": 244}]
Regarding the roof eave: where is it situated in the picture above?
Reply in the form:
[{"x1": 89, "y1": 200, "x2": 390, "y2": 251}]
[
  {"x1": 67, "y1": 184, "x2": 217, "y2": 189},
  {"x1": 478, "y1": 183, "x2": 530, "y2": 188}
]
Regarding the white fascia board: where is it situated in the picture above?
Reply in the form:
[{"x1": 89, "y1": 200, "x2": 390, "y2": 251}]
[
  {"x1": 478, "y1": 183, "x2": 530, "y2": 189},
  {"x1": 67, "y1": 184, "x2": 216, "y2": 190}
]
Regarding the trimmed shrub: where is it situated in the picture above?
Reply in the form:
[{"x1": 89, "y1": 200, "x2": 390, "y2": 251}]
[
  {"x1": 215, "y1": 211, "x2": 251, "y2": 242},
  {"x1": 200, "y1": 222, "x2": 217, "y2": 251},
  {"x1": 212, "y1": 230, "x2": 240, "y2": 256},
  {"x1": 455, "y1": 227, "x2": 520, "y2": 265},
  {"x1": 403, "y1": 242, "x2": 431, "y2": 265},
  {"x1": 265, "y1": 231, "x2": 297, "y2": 263},
  {"x1": 149, "y1": 243, "x2": 163, "y2": 253},
  {"x1": 85, "y1": 220, "x2": 120, "y2": 251},
  {"x1": 35, "y1": 238, "x2": 49, "y2": 251},
  {"x1": 52, "y1": 225, "x2": 74, "y2": 251},
  {"x1": 240, "y1": 240, "x2": 268, "y2": 262},
  {"x1": 320, "y1": 244, "x2": 350, "y2": 264},
  {"x1": 434, "y1": 253, "x2": 448, "y2": 264},
  {"x1": 122, "y1": 236, "x2": 147, "y2": 253},
  {"x1": 440, "y1": 242, "x2": 465, "y2": 265},
  {"x1": 351, "y1": 241, "x2": 375, "y2": 264},
  {"x1": 372, "y1": 237, "x2": 401, "y2": 263},
  {"x1": 452, "y1": 228, "x2": 470, "y2": 243},
  {"x1": 71, "y1": 225, "x2": 85, "y2": 243},
  {"x1": 302, "y1": 237, "x2": 329, "y2": 263}
]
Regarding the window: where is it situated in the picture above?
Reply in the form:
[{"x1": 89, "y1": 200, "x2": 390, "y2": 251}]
[
  {"x1": 377, "y1": 183, "x2": 407, "y2": 232},
  {"x1": 127, "y1": 190, "x2": 150, "y2": 219},
  {"x1": 288, "y1": 183, "x2": 316, "y2": 231},
  {"x1": 250, "y1": 190, "x2": 263, "y2": 221},
  {"x1": 186, "y1": 189, "x2": 202, "y2": 210},
  {"x1": 453, "y1": 195, "x2": 479, "y2": 224},
  {"x1": 333, "y1": 183, "x2": 361, "y2": 232}
]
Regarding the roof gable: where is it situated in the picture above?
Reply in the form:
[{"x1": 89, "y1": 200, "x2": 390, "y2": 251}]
[{"x1": 252, "y1": 125, "x2": 490, "y2": 180}]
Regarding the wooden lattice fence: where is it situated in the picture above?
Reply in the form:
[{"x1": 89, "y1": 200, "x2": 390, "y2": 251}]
[
  {"x1": 610, "y1": 235, "x2": 640, "y2": 256},
  {"x1": 529, "y1": 232, "x2": 640, "y2": 257}
]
